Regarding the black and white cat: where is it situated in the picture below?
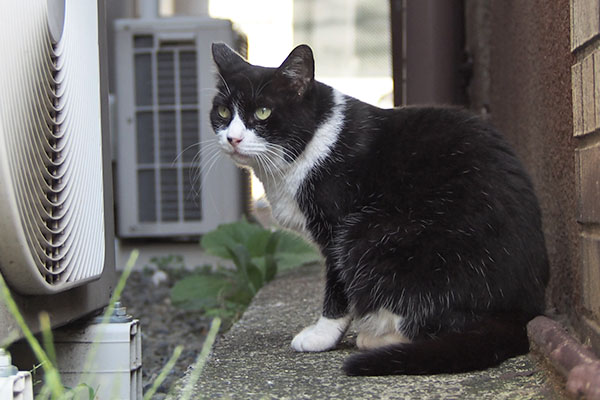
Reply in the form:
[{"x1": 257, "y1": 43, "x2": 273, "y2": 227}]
[{"x1": 209, "y1": 43, "x2": 549, "y2": 376}]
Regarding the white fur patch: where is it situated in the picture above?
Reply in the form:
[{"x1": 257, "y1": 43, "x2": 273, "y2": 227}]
[
  {"x1": 354, "y1": 309, "x2": 411, "y2": 349},
  {"x1": 356, "y1": 331, "x2": 411, "y2": 350},
  {"x1": 291, "y1": 315, "x2": 351, "y2": 352},
  {"x1": 354, "y1": 308, "x2": 406, "y2": 337},
  {"x1": 356, "y1": 308, "x2": 402, "y2": 336},
  {"x1": 260, "y1": 89, "x2": 346, "y2": 236},
  {"x1": 285, "y1": 89, "x2": 346, "y2": 196}
]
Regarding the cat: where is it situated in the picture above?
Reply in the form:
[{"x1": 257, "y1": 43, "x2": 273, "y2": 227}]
[{"x1": 209, "y1": 43, "x2": 549, "y2": 376}]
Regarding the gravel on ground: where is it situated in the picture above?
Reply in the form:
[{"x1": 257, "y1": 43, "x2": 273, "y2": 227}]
[{"x1": 119, "y1": 269, "x2": 210, "y2": 397}]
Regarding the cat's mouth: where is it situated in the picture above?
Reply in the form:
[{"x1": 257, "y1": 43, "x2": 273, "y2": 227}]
[{"x1": 227, "y1": 149, "x2": 253, "y2": 164}]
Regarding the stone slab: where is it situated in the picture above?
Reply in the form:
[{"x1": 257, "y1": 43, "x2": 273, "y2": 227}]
[{"x1": 178, "y1": 264, "x2": 562, "y2": 399}]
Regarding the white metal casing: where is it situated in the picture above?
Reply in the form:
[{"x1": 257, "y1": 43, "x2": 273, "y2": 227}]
[
  {"x1": 0, "y1": 0, "x2": 107, "y2": 293},
  {"x1": 0, "y1": 0, "x2": 116, "y2": 342},
  {"x1": 0, "y1": 372, "x2": 33, "y2": 400},
  {"x1": 114, "y1": 17, "x2": 244, "y2": 238},
  {"x1": 53, "y1": 319, "x2": 142, "y2": 400}
]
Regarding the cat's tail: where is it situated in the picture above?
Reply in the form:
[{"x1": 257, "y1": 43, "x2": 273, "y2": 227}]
[{"x1": 342, "y1": 313, "x2": 532, "y2": 376}]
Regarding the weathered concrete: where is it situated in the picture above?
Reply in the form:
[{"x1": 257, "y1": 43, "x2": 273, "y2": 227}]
[{"x1": 181, "y1": 264, "x2": 562, "y2": 399}]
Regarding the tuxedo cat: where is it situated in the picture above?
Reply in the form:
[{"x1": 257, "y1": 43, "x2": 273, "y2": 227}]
[{"x1": 209, "y1": 43, "x2": 549, "y2": 376}]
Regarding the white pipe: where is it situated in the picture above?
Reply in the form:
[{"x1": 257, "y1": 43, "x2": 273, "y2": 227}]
[
  {"x1": 173, "y1": 0, "x2": 208, "y2": 16},
  {"x1": 138, "y1": 0, "x2": 159, "y2": 19}
]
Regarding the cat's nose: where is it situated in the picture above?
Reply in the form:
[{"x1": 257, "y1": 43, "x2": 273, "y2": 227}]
[{"x1": 227, "y1": 136, "x2": 242, "y2": 146}]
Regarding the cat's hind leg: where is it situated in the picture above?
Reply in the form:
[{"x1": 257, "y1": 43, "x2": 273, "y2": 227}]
[{"x1": 355, "y1": 309, "x2": 411, "y2": 350}]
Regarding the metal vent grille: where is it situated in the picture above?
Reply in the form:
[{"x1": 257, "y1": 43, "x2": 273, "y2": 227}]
[
  {"x1": 0, "y1": 0, "x2": 105, "y2": 294},
  {"x1": 133, "y1": 34, "x2": 202, "y2": 225}
]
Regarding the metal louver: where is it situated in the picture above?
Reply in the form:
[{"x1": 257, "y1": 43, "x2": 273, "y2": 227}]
[
  {"x1": 0, "y1": 0, "x2": 105, "y2": 294},
  {"x1": 133, "y1": 35, "x2": 203, "y2": 224}
]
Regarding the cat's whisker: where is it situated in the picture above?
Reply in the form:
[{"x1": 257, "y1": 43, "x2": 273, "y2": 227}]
[
  {"x1": 199, "y1": 87, "x2": 220, "y2": 94},
  {"x1": 264, "y1": 143, "x2": 297, "y2": 166},
  {"x1": 216, "y1": 72, "x2": 231, "y2": 96},
  {"x1": 174, "y1": 137, "x2": 220, "y2": 159},
  {"x1": 264, "y1": 155, "x2": 286, "y2": 181},
  {"x1": 172, "y1": 142, "x2": 207, "y2": 166},
  {"x1": 257, "y1": 153, "x2": 280, "y2": 183},
  {"x1": 255, "y1": 79, "x2": 273, "y2": 98},
  {"x1": 242, "y1": 74, "x2": 256, "y2": 99},
  {"x1": 193, "y1": 150, "x2": 223, "y2": 194},
  {"x1": 259, "y1": 145, "x2": 287, "y2": 169}
]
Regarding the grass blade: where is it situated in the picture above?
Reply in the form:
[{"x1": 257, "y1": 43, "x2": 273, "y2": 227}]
[
  {"x1": 179, "y1": 317, "x2": 221, "y2": 400},
  {"x1": 143, "y1": 345, "x2": 183, "y2": 400},
  {"x1": 0, "y1": 274, "x2": 64, "y2": 399},
  {"x1": 78, "y1": 250, "x2": 139, "y2": 389},
  {"x1": 39, "y1": 312, "x2": 57, "y2": 367}
]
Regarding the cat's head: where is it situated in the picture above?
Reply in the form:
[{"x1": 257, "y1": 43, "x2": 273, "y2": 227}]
[{"x1": 210, "y1": 43, "x2": 317, "y2": 172}]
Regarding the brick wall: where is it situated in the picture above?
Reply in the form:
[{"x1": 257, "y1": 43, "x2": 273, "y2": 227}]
[{"x1": 571, "y1": 0, "x2": 600, "y2": 350}]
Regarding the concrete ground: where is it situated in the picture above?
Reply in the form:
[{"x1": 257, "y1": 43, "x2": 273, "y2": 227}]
[{"x1": 178, "y1": 264, "x2": 564, "y2": 399}]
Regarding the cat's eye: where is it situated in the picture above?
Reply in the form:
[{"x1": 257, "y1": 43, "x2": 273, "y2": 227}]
[
  {"x1": 217, "y1": 106, "x2": 231, "y2": 119},
  {"x1": 255, "y1": 107, "x2": 272, "y2": 121}
]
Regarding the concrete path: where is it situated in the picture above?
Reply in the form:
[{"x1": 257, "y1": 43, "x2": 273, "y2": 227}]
[{"x1": 182, "y1": 264, "x2": 563, "y2": 399}]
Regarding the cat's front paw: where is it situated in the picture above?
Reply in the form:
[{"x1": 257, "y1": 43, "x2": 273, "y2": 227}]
[{"x1": 291, "y1": 316, "x2": 351, "y2": 352}]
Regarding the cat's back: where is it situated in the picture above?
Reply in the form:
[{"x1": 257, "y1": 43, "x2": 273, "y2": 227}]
[
  {"x1": 384, "y1": 106, "x2": 511, "y2": 163},
  {"x1": 342, "y1": 104, "x2": 529, "y2": 194}
]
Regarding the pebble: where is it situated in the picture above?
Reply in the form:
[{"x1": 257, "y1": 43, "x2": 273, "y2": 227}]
[{"x1": 151, "y1": 270, "x2": 169, "y2": 286}]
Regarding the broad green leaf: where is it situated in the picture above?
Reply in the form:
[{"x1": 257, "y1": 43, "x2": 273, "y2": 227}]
[
  {"x1": 264, "y1": 254, "x2": 277, "y2": 282},
  {"x1": 222, "y1": 284, "x2": 254, "y2": 306},
  {"x1": 201, "y1": 220, "x2": 269, "y2": 259},
  {"x1": 275, "y1": 231, "x2": 322, "y2": 271},
  {"x1": 245, "y1": 230, "x2": 272, "y2": 258},
  {"x1": 170, "y1": 273, "x2": 230, "y2": 311},
  {"x1": 265, "y1": 230, "x2": 281, "y2": 256},
  {"x1": 225, "y1": 244, "x2": 252, "y2": 277},
  {"x1": 246, "y1": 262, "x2": 264, "y2": 294}
]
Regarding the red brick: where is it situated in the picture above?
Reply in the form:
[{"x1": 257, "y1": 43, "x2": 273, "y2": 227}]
[
  {"x1": 577, "y1": 144, "x2": 600, "y2": 223},
  {"x1": 582, "y1": 236, "x2": 600, "y2": 318},
  {"x1": 582, "y1": 54, "x2": 597, "y2": 133},
  {"x1": 571, "y1": 0, "x2": 600, "y2": 51},
  {"x1": 573, "y1": 62, "x2": 584, "y2": 136}
]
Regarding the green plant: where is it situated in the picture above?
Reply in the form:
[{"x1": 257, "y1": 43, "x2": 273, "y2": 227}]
[{"x1": 170, "y1": 220, "x2": 322, "y2": 324}]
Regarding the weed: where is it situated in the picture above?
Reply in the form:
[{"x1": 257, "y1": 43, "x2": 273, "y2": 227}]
[
  {"x1": 170, "y1": 220, "x2": 322, "y2": 327},
  {"x1": 0, "y1": 250, "x2": 218, "y2": 399}
]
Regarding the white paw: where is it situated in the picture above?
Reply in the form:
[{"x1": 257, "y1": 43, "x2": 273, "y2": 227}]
[{"x1": 291, "y1": 316, "x2": 351, "y2": 352}]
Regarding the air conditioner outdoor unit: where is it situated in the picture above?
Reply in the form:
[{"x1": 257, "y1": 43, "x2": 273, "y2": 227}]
[
  {"x1": 114, "y1": 16, "x2": 244, "y2": 238},
  {"x1": 0, "y1": 0, "x2": 116, "y2": 341}
]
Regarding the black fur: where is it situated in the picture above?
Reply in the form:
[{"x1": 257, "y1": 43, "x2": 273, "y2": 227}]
[{"x1": 210, "y1": 43, "x2": 549, "y2": 376}]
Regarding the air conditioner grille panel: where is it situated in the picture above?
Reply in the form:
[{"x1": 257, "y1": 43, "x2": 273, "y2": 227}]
[
  {"x1": 0, "y1": 0, "x2": 105, "y2": 293},
  {"x1": 132, "y1": 34, "x2": 202, "y2": 224}
]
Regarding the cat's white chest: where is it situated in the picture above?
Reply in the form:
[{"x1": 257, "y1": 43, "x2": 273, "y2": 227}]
[
  {"x1": 254, "y1": 89, "x2": 346, "y2": 239},
  {"x1": 262, "y1": 178, "x2": 310, "y2": 237}
]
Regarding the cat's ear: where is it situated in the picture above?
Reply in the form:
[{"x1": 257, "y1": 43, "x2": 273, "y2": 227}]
[
  {"x1": 275, "y1": 44, "x2": 315, "y2": 98},
  {"x1": 212, "y1": 42, "x2": 248, "y2": 74}
]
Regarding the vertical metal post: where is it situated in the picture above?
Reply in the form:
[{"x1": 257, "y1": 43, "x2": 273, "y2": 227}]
[
  {"x1": 390, "y1": 0, "x2": 404, "y2": 107},
  {"x1": 390, "y1": 0, "x2": 466, "y2": 106}
]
